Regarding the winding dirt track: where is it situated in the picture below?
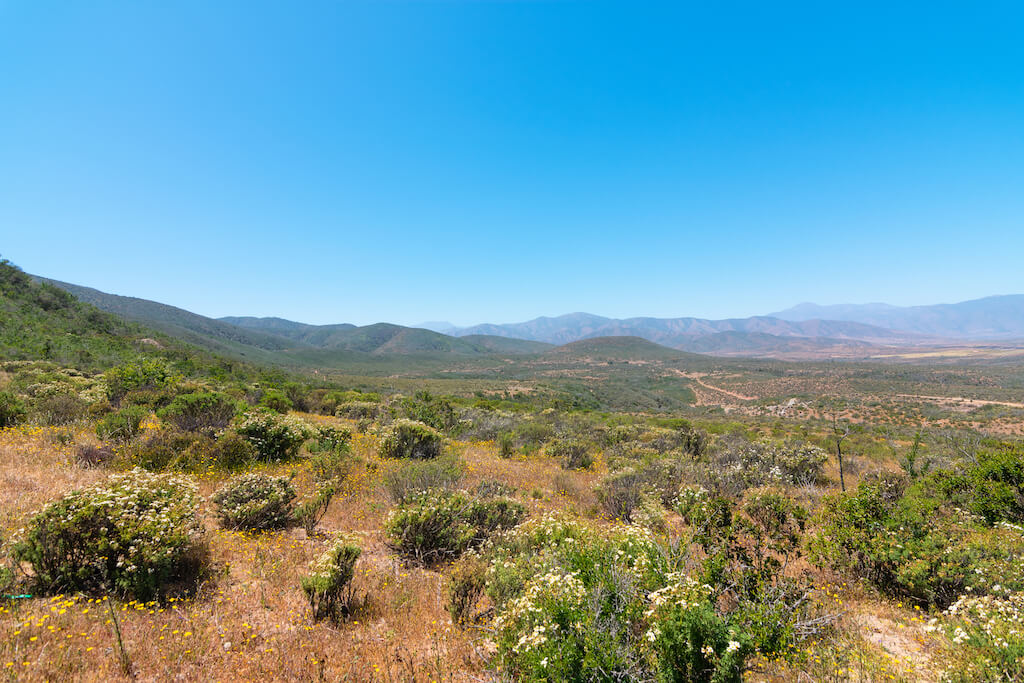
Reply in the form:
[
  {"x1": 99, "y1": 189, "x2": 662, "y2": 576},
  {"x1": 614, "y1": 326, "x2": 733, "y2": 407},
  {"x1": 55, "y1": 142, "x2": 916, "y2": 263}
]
[{"x1": 669, "y1": 369, "x2": 757, "y2": 401}]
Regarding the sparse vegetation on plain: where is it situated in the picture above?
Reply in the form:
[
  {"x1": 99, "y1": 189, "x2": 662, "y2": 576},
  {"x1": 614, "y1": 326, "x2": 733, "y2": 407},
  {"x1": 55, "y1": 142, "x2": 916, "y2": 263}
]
[{"x1": 2, "y1": 257, "x2": 1024, "y2": 681}]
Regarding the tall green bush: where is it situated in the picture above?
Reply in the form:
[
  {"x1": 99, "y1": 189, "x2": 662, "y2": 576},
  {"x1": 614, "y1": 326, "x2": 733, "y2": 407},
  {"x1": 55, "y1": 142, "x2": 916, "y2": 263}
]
[
  {"x1": 157, "y1": 391, "x2": 238, "y2": 434},
  {"x1": 378, "y1": 419, "x2": 443, "y2": 460},
  {"x1": 236, "y1": 410, "x2": 310, "y2": 461},
  {"x1": 12, "y1": 469, "x2": 206, "y2": 600},
  {"x1": 0, "y1": 391, "x2": 27, "y2": 428},
  {"x1": 96, "y1": 405, "x2": 148, "y2": 443}
]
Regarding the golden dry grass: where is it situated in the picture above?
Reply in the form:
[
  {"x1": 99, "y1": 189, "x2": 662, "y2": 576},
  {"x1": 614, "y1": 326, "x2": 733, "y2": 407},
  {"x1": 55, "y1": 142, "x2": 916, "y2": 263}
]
[
  {"x1": 0, "y1": 418, "x2": 615, "y2": 682},
  {"x1": 0, "y1": 416, "x2": 953, "y2": 682}
]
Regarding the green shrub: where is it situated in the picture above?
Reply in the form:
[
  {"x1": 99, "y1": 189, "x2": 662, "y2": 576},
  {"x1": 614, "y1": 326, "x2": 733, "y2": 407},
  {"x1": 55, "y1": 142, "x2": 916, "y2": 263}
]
[
  {"x1": 498, "y1": 431, "x2": 515, "y2": 458},
  {"x1": 383, "y1": 454, "x2": 465, "y2": 504},
  {"x1": 385, "y1": 491, "x2": 526, "y2": 566},
  {"x1": 679, "y1": 425, "x2": 710, "y2": 459},
  {"x1": 809, "y1": 475, "x2": 1024, "y2": 607},
  {"x1": 33, "y1": 392, "x2": 87, "y2": 425},
  {"x1": 302, "y1": 537, "x2": 362, "y2": 622},
  {"x1": 484, "y1": 518, "x2": 671, "y2": 680},
  {"x1": 309, "y1": 425, "x2": 352, "y2": 453},
  {"x1": 514, "y1": 420, "x2": 556, "y2": 453},
  {"x1": 466, "y1": 497, "x2": 528, "y2": 537},
  {"x1": 378, "y1": 419, "x2": 443, "y2": 460},
  {"x1": 308, "y1": 448, "x2": 358, "y2": 484},
  {"x1": 210, "y1": 431, "x2": 256, "y2": 470},
  {"x1": 157, "y1": 391, "x2": 238, "y2": 434},
  {"x1": 598, "y1": 469, "x2": 644, "y2": 522},
  {"x1": 646, "y1": 577, "x2": 751, "y2": 683},
  {"x1": 11, "y1": 469, "x2": 206, "y2": 600},
  {"x1": 385, "y1": 492, "x2": 476, "y2": 565},
  {"x1": 0, "y1": 391, "x2": 27, "y2": 428},
  {"x1": 399, "y1": 391, "x2": 460, "y2": 433},
  {"x1": 293, "y1": 481, "x2": 337, "y2": 535},
  {"x1": 126, "y1": 428, "x2": 199, "y2": 470},
  {"x1": 121, "y1": 386, "x2": 178, "y2": 410},
  {"x1": 258, "y1": 388, "x2": 293, "y2": 414},
  {"x1": 96, "y1": 405, "x2": 148, "y2": 443},
  {"x1": 236, "y1": 410, "x2": 310, "y2": 461},
  {"x1": 125, "y1": 428, "x2": 254, "y2": 471},
  {"x1": 937, "y1": 444, "x2": 1024, "y2": 526},
  {"x1": 282, "y1": 382, "x2": 310, "y2": 412},
  {"x1": 212, "y1": 474, "x2": 297, "y2": 531},
  {"x1": 447, "y1": 554, "x2": 489, "y2": 625},
  {"x1": 548, "y1": 437, "x2": 594, "y2": 470},
  {"x1": 105, "y1": 358, "x2": 175, "y2": 403},
  {"x1": 335, "y1": 401, "x2": 379, "y2": 419}
]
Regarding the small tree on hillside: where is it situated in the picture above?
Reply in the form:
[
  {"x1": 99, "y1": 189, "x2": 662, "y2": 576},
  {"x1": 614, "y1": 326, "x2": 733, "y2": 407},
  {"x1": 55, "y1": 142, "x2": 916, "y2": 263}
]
[{"x1": 830, "y1": 412, "x2": 850, "y2": 492}]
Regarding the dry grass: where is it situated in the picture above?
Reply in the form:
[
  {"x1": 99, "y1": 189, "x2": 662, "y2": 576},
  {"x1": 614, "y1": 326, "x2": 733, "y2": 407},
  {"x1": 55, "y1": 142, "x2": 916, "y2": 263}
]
[
  {"x1": 0, "y1": 414, "x2": 958, "y2": 681},
  {"x1": 0, "y1": 417, "x2": 615, "y2": 682}
]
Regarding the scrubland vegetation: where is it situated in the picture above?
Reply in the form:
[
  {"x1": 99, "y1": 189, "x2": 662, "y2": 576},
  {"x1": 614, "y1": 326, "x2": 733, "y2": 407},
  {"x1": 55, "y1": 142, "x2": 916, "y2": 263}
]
[{"x1": 2, "y1": 260, "x2": 1024, "y2": 681}]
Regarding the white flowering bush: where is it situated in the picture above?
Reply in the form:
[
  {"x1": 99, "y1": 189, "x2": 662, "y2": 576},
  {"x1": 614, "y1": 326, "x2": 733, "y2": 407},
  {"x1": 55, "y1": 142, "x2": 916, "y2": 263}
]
[
  {"x1": 940, "y1": 591, "x2": 1024, "y2": 681},
  {"x1": 212, "y1": 474, "x2": 297, "y2": 531},
  {"x1": 302, "y1": 536, "x2": 362, "y2": 622},
  {"x1": 644, "y1": 573, "x2": 751, "y2": 683},
  {"x1": 700, "y1": 440, "x2": 829, "y2": 494},
  {"x1": 492, "y1": 569, "x2": 594, "y2": 678},
  {"x1": 11, "y1": 469, "x2": 206, "y2": 600},
  {"x1": 236, "y1": 409, "x2": 310, "y2": 461},
  {"x1": 467, "y1": 513, "x2": 765, "y2": 681},
  {"x1": 481, "y1": 515, "x2": 704, "y2": 680}
]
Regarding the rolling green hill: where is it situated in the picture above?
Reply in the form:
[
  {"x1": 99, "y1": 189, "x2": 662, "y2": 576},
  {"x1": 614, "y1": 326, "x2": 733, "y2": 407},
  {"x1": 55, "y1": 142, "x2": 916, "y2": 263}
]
[
  {"x1": 2, "y1": 260, "x2": 254, "y2": 378},
  {"x1": 36, "y1": 277, "x2": 304, "y2": 363},
  {"x1": 543, "y1": 335, "x2": 694, "y2": 361},
  {"x1": 221, "y1": 317, "x2": 550, "y2": 355},
  {"x1": 39, "y1": 276, "x2": 553, "y2": 361}
]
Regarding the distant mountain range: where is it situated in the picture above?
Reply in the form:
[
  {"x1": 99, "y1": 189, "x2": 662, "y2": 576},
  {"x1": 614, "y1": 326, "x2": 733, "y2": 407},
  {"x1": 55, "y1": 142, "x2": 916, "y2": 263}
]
[
  {"x1": 36, "y1": 275, "x2": 1024, "y2": 362},
  {"x1": 769, "y1": 295, "x2": 1024, "y2": 339},
  {"x1": 446, "y1": 312, "x2": 913, "y2": 349}
]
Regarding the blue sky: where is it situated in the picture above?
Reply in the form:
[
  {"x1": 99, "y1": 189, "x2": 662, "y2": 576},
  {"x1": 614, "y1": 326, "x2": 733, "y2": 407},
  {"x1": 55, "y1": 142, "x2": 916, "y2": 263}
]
[{"x1": 2, "y1": 1, "x2": 1022, "y2": 326}]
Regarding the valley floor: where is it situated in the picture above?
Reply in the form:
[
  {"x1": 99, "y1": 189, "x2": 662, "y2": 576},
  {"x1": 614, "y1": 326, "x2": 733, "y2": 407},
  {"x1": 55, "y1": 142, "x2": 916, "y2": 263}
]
[{"x1": 0, "y1": 418, "x2": 962, "y2": 682}]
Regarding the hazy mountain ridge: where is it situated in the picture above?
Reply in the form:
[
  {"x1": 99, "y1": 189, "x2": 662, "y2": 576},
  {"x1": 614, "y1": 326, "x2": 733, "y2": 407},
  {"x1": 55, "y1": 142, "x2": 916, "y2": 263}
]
[
  {"x1": 450, "y1": 312, "x2": 915, "y2": 351},
  {"x1": 770, "y1": 295, "x2": 1024, "y2": 339},
  {"x1": 40, "y1": 273, "x2": 1024, "y2": 362}
]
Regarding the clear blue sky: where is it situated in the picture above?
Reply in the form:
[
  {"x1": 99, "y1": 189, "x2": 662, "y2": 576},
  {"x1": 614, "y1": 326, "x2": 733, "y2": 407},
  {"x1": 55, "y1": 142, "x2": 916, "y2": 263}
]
[{"x1": 2, "y1": 1, "x2": 1022, "y2": 326}]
